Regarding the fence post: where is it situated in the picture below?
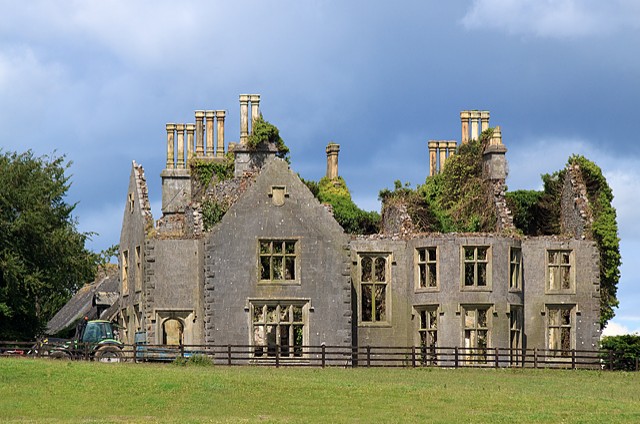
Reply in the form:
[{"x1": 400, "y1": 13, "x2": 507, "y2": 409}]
[
  {"x1": 534, "y1": 348, "x2": 538, "y2": 369},
  {"x1": 366, "y1": 345, "x2": 371, "y2": 368},
  {"x1": 352, "y1": 345, "x2": 357, "y2": 368},
  {"x1": 180, "y1": 343, "x2": 184, "y2": 359},
  {"x1": 227, "y1": 345, "x2": 231, "y2": 366},
  {"x1": 571, "y1": 349, "x2": 576, "y2": 369},
  {"x1": 133, "y1": 343, "x2": 138, "y2": 364},
  {"x1": 411, "y1": 346, "x2": 416, "y2": 368},
  {"x1": 275, "y1": 344, "x2": 280, "y2": 368},
  {"x1": 321, "y1": 344, "x2": 326, "y2": 368},
  {"x1": 609, "y1": 350, "x2": 614, "y2": 371},
  {"x1": 495, "y1": 347, "x2": 499, "y2": 368},
  {"x1": 454, "y1": 347, "x2": 459, "y2": 368}
]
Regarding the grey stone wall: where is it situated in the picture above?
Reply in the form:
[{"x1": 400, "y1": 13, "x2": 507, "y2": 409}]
[
  {"x1": 118, "y1": 164, "x2": 152, "y2": 344},
  {"x1": 350, "y1": 235, "x2": 524, "y2": 352},
  {"x1": 204, "y1": 158, "x2": 351, "y2": 348},
  {"x1": 523, "y1": 237, "x2": 601, "y2": 351},
  {"x1": 144, "y1": 238, "x2": 204, "y2": 344}
]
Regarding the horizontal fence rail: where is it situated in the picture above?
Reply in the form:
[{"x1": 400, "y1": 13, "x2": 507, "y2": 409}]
[{"x1": 1, "y1": 341, "x2": 638, "y2": 371}]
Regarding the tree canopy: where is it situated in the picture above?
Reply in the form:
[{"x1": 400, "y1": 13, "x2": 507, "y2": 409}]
[{"x1": 0, "y1": 150, "x2": 97, "y2": 340}]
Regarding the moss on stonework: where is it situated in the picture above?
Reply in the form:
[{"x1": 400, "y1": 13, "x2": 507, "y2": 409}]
[
  {"x1": 190, "y1": 154, "x2": 235, "y2": 186},
  {"x1": 201, "y1": 199, "x2": 229, "y2": 231}
]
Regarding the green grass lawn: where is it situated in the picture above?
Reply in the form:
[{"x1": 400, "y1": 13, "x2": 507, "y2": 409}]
[{"x1": 1, "y1": 358, "x2": 639, "y2": 423}]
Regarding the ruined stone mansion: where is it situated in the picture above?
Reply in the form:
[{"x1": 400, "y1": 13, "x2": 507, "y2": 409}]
[{"x1": 116, "y1": 94, "x2": 601, "y2": 361}]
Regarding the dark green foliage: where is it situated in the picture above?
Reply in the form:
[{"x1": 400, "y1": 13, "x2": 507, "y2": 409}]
[
  {"x1": 415, "y1": 133, "x2": 497, "y2": 233},
  {"x1": 315, "y1": 177, "x2": 380, "y2": 234},
  {"x1": 247, "y1": 115, "x2": 290, "y2": 161},
  {"x1": 568, "y1": 155, "x2": 620, "y2": 326},
  {"x1": 0, "y1": 150, "x2": 97, "y2": 340},
  {"x1": 97, "y1": 244, "x2": 119, "y2": 268},
  {"x1": 380, "y1": 181, "x2": 439, "y2": 232},
  {"x1": 505, "y1": 155, "x2": 620, "y2": 326},
  {"x1": 300, "y1": 176, "x2": 319, "y2": 198},
  {"x1": 201, "y1": 200, "x2": 228, "y2": 231},
  {"x1": 506, "y1": 190, "x2": 543, "y2": 235},
  {"x1": 600, "y1": 335, "x2": 640, "y2": 371},
  {"x1": 190, "y1": 154, "x2": 234, "y2": 186}
]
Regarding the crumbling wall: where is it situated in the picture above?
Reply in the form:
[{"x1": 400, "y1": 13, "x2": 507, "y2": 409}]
[
  {"x1": 381, "y1": 200, "x2": 414, "y2": 236},
  {"x1": 560, "y1": 163, "x2": 592, "y2": 238},
  {"x1": 489, "y1": 179, "x2": 515, "y2": 232}
]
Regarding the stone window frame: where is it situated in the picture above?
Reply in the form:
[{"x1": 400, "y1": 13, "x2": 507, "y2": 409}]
[
  {"x1": 154, "y1": 310, "x2": 194, "y2": 346},
  {"x1": 509, "y1": 247, "x2": 523, "y2": 292},
  {"x1": 414, "y1": 305, "x2": 439, "y2": 365},
  {"x1": 415, "y1": 247, "x2": 439, "y2": 292},
  {"x1": 509, "y1": 305, "x2": 524, "y2": 365},
  {"x1": 258, "y1": 239, "x2": 300, "y2": 285},
  {"x1": 249, "y1": 300, "x2": 309, "y2": 359},
  {"x1": 128, "y1": 192, "x2": 134, "y2": 213},
  {"x1": 121, "y1": 249, "x2": 129, "y2": 296},
  {"x1": 545, "y1": 304, "x2": 576, "y2": 358},
  {"x1": 460, "y1": 304, "x2": 493, "y2": 364},
  {"x1": 134, "y1": 245, "x2": 142, "y2": 293},
  {"x1": 357, "y1": 252, "x2": 392, "y2": 326},
  {"x1": 545, "y1": 249, "x2": 576, "y2": 294},
  {"x1": 460, "y1": 246, "x2": 492, "y2": 291}
]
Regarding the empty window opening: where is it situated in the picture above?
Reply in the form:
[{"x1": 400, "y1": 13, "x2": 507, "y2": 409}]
[
  {"x1": 463, "y1": 246, "x2": 488, "y2": 287},
  {"x1": 121, "y1": 250, "x2": 129, "y2": 295},
  {"x1": 464, "y1": 306, "x2": 490, "y2": 364},
  {"x1": 510, "y1": 248, "x2": 522, "y2": 290},
  {"x1": 510, "y1": 307, "x2": 523, "y2": 365},
  {"x1": 547, "y1": 306, "x2": 573, "y2": 357},
  {"x1": 360, "y1": 254, "x2": 389, "y2": 323},
  {"x1": 418, "y1": 308, "x2": 438, "y2": 365},
  {"x1": 252, "y1": 303, "x2": 305, "y2": 358},
  {"x1": 259, "y1": 240, "x2": 297, "y2": 282},
  {"x1": 547, "y1": 250, "x2": 572, "y2": 291},
  {"x1": 417, "y1": 247, "x2": 437, "y2": 289}
]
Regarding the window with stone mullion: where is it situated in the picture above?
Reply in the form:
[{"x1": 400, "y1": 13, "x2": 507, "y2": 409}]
[
  {"x1": 252, "y1": 303, "x2": 304, "y2": 357},
  {"x1": 464, "y1": 247, "x2": 488, "y2": 287},
  {"x1": 360, "y1": 255, "x2": 388, "y2": 322},
  {"x1": 417, "y1": 247, "x2": 437, "y2": 288},
  {"x1": 259, "y1": 240, "x2": 296, "y2": 281}
]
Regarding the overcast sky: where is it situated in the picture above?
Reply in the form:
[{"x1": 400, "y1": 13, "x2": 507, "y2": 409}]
[{"x1": 2, "y1": 0, "x2": 639, "y2": 335}]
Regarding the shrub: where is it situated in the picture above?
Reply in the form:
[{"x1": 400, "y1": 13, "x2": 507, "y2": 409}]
[
  {"x1": 600, "y1": 334, "x2": 640, "y2": 371},
  {"x1": 173, "y1": 353, "x2": 214, "y2": 367}
]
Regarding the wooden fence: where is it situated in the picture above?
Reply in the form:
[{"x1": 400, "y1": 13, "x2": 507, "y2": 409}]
[{"x1": 1, "y1": 341, "x2": 638, "y2": 371}]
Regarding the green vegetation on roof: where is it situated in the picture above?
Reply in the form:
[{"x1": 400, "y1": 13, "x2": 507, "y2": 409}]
[{"x1": 303, "y1": 176, "x2": 380, "y2": 234}]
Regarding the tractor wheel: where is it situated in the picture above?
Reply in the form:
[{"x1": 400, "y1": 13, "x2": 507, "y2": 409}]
[
  {"x1": 49, "y1": 351, "x2": 71, "y2": 360},
  {"x1": 95, "y1": 345, "x2": 123, "y2": 363}
]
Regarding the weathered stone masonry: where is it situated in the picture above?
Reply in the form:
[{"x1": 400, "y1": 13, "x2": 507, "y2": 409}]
[{"x1": 115, "y1": 95, "x2": 601, "y2": 361}]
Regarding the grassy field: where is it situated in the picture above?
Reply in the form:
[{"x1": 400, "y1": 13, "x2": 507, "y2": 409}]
[{"x1": 1, "y1": 358, "x2": 639, "y2": 423}]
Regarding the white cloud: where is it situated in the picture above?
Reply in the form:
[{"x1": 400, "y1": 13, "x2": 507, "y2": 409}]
[
  {"x1": 601, "y1": 321, "x2": 633, "y2": 337},
  {"x1": 461, "y1": 0, "x2": 640, "y2": 38}
]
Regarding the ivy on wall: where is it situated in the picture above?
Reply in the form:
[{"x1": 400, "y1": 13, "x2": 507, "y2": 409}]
[
  {"x1": 247, "y1": 115, "x2": 290, "y2": 161},
  {"x1": 507, "y1": 155, "x2": 620, "y2": 327}
]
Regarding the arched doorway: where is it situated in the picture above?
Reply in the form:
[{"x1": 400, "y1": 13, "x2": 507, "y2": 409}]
[{"x1": 162, "y1": 318, "x2": 183, "y2": 345}]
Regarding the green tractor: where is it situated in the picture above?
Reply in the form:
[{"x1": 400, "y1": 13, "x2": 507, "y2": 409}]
[{"x1": 40, "y1": 318, "x2": 124, "y2": 362}]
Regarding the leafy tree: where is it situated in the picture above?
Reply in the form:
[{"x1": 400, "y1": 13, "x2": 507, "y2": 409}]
[
  {"x1": 505, "y1": 190, "x2": 543, "y2": 235},
  {"x1": 0, "y1": 150, "x2": 97, "y2": 340},
  {"x1": 600, "y1": 334, "x2": 640, "y2": 371}
]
